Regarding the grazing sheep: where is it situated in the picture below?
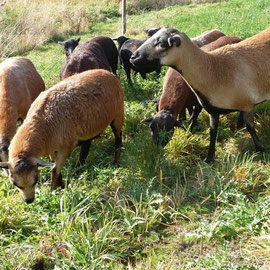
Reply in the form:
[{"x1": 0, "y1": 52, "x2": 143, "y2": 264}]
[
  {"x1": 60, "y1": 36, "x2": 118, "y2": 80},
  {"x1": 58, "y1": 37, "x2": 81, "y2": 57},
  {"x1": 113, "y1": 35, "x2": 161, "y2": 83},
  {"x1": 0, "y1": 57, "x2": 45, "y2": 162},
  {"x1": 130, "y1": 27, "x2": 270, "y2": 162},
  {"x1": 0, "y1": 69, "x2": 124, "y2": 203},
  {"x1": 143, "y1": 34, "x2": 241, "y2": 146}
]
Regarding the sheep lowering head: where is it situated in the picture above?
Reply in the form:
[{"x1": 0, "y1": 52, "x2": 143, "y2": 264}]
[
  {"x1": 0, "y1": 69, "x2": 124, "y2": 203},
  {"x1": 58, "y1": 37, "x2": 81, "y2": 57},
  {"x1": 0, "y1": 57, "x2": 45, "y2": 163},
  {"x1": 143, "y1": 32, "x2": 237, "y2": 147},
  {"x1": 131, "y1": 27, "x2": 270, "y2": 162}
]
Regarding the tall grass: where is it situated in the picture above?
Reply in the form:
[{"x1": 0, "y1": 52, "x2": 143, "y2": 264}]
[
  {"x1": 0, "y1": 0, "x2": 226, "y2": 59},
  {"x1": 0, "y1": 0, "x2": 120, "y2": 59}
]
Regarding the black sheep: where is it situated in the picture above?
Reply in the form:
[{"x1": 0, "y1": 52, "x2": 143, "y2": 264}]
[
  {"x1": 113, "y1": 33, "x2": 161, "y2": 83},
  {"x1": 60, "y1": 36, "x2": 118, "y2": 80}
]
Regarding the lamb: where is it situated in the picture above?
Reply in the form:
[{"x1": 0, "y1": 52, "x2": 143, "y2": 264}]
[
  {"x1": 58, "y1": 37, "x2": 81, "y2": 57},
  {"x1": 113, "y1": 34, "x2": 161, "y2": 83},
  {"x1": 130, "y1": 27, "x2": 270, "y2": 162},
  {"x1": 143, "y1": 34, "x2": 241, "y2": 146},
  {"x1": 60, "y1": 36, "x2": 118, "y2": 80},
  {"x1": 0, "y1": 57, "x2": 45, "y2": 163},
  {"x1": 0, "y1": 69, "x2": 124, "y2": 203}
]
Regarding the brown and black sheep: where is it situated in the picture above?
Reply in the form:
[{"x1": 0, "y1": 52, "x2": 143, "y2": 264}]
[
  {"x1": 143, "y1": 34, "x2": 241, "y2": 146},
  {"x1": 131, "y1": 27, "x2": 270, "y2": 162},
  {"x1": 0, "y1": 69, "x2": 124, "y2": 203}
]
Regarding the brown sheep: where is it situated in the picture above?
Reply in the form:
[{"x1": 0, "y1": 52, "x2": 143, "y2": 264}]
[
  {"x1": 60, "y1": 36, "x2": 118, "y2": 80},
  {"x1": 143, "y1": 35, "x2": 241, "y2": 146},
  {"x1": 0, "y1": 57, "x2": 45, "y2": 162},
  {"x1": 130, "y1": 27, "x2": 270, "y2": 162},
  {"x1": 191, "y1": 29, "x2": 225, "y2": 47},
  {"x1": 0, "y1": 69, "x2": 124, "y2": 203}
]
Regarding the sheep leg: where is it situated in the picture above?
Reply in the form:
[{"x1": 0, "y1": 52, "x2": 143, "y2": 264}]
[
  {"x1": 155, "y1": 66, "x2": 161, "y2": 78},
  {"x1": 140, "y1": 72, "x2": 147, "y2": 79},
  {"x1": 124, "y1": 65, "x2": 132, "y2": 83},
  {"x1": 204, "y1": 113, "x2": 219, "y2": 163},
  {"x1": 243, "y1": 111, "x2": 264, "y2": 152},
  {"x1": 110, "y1": 120, "x2": 123, "y2": 166},
  {"x1": 178, "y1": 108, "x2": 187, "y2": 121},
  {"x1": 237, "y1": 111, "x2": 245, "y2": 129},
  {"x1": 187, "y1": 106, "x2": 194, "y2": 118},
  {"x1": 189, "y1": 104, "x2": 202, "y2": 132},
  {"x1": 77, "y1": 139, "x2": 92, "y2": 166},
  {"x1": 50, "y1": 149, "x2": 72, "y2": 191}
]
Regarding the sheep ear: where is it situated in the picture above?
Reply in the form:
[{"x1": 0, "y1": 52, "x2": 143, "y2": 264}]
[
  {"x1": 36, "y1": 160, "x2": 54, "y2": 167},
  {"x1": 141, "y1": 117, "x2": 153, "y2": 124},
  {"x1": 168, "y1": 36, "x2": 181, "y2": 47},
  {"x1": 58, "y1": 41, "x2": 64, "y2": 46},
  {"x1": 0, "y1": 162, "x2": 9, "y2": 169}
]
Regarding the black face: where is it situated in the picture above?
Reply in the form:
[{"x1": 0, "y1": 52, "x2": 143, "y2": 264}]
[
  {"x1": 149, "y1": 111, "x2": 175, "y2": 147},
  {"x1": 59, "y1": 38, "x2": 80, "y2": 57},
  {"x1": 113, "y1": 36, "x2": 130, "y2": 49}
]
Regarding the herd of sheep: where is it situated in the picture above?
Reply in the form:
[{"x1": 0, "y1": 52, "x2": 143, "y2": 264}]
[{"x1": 0, "y1": 26, "x2": 270, "y2": 203}]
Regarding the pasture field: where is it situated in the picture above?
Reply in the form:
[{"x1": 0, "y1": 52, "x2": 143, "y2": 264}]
[{"x1": 1, "y1": 0, "x2": 270, "y2": 269}]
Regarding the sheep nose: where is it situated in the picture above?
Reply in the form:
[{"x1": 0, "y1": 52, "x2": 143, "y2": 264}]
[{"x1": 25, "y1": 197, "x2": 35, "y2": 204}]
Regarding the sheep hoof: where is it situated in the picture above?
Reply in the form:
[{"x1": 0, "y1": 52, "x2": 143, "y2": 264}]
[
  {"x1": 255, "y1": 144, "x2": 264, "y2": 153},
  {"x1": 203, "y1": 157, "x2": 214, "y2": 163}
]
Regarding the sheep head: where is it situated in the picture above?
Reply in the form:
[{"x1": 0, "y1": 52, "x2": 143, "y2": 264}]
[
  {"x1": 130, "y1": 28, "x2": 183, "y2": 70},
  {"x1": 58, "y1": 37, "x2": 81, "y2": 57},
  {"x1": 0, "y1": 156, "x2": 53, "y2": 203},
  {"x1": 142, "y1": 110, "x2": 182, "y2": 147}
]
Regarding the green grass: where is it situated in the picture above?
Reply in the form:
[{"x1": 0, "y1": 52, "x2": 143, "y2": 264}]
[{"x1": 1, "y1": 0, "x2": 270, "y2": 269}]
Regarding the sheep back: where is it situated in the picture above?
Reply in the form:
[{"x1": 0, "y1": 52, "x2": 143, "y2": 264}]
[
  {"x1": 0, "y1": 57, "x2": 45, "y2": 160},
  {"x1": 60, "y1": 36, "x2": 118, "y2": 80},
  {"x1": 9, "y1": 69, "x2": 124, "y2": 160}
]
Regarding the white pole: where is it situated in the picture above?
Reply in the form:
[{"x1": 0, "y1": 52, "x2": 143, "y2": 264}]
[{"x1": 122, "y1": 0, "x2": 126, "y2": 35}]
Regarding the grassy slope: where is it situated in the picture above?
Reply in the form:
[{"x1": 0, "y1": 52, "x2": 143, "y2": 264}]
[{"x1": 1, "y1": 0, "x2": 270, "y2": 269}]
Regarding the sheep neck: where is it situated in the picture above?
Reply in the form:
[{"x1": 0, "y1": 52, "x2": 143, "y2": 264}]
[{"x1": 173, "y1": 39, "x2": 220, "y2": 97}]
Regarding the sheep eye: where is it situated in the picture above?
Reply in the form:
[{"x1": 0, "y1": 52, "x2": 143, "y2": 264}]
[
  {"x1": 154, "y1": 38, "x2": 161, "y2": 47},
  {"x1": 12, "y1": 181, "x2": 24, "y2": 190}
]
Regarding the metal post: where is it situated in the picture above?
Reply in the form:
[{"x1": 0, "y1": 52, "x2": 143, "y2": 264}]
[{"x1": 122, "y1": 0, "x2": 126, "y2": 35}]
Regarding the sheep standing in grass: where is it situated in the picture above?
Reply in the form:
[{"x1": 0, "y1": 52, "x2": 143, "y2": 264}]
[
  {"x1": 143, "y1": 34, "x2": 241, "y2": 146},
  {"x1": 60, "y1": 36, "x2": 118, "y2": 80},
  {"x1": 59, "y1": 36, "x2": 119, "y2": 167},
  {"x1": 113, "y1": 32, "x2": 161, "y2": 83},
  {"x1": 0, "y1": 57, "x2": 45, "y2": 162},
  {"x1": 130, "y1": 27, "x2": 270, "y2": 162},
  {"x1": 0, "y1": 69, "x2": 124, "y2": 203}
]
